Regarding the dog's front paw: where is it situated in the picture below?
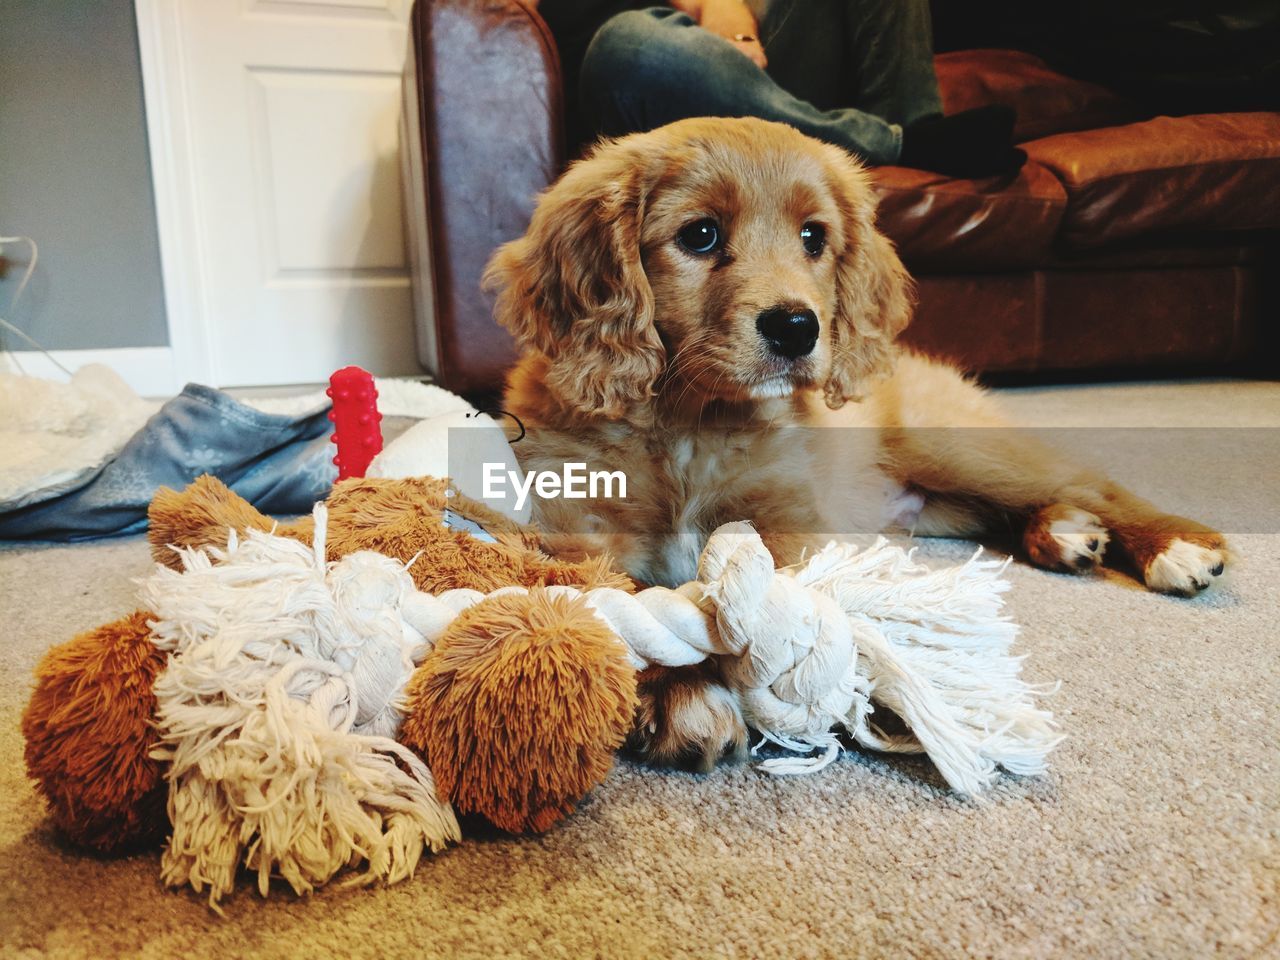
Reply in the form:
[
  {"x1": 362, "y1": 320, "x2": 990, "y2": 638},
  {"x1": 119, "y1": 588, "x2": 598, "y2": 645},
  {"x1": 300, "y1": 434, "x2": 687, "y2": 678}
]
[
  {"x1": 1023, "y1": 504, "x2": 1109, "y2": 573},
  {"x1": 627, "y1": 664, "x2": 748, "y2": 773},
  {"x1": 1143, "y1": 536, "x2": 1229, "y2": 596}
]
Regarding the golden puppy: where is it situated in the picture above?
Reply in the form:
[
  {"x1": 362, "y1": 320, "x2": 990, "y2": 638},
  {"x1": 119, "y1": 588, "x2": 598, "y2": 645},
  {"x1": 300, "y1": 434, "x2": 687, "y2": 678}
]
[{"x1": 484, "y1": 117, "x2": 1229, "y2": 769}]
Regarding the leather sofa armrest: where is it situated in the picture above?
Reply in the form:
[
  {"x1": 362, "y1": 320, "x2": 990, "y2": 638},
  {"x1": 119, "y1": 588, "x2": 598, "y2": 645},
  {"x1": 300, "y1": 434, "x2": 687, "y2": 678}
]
[{"x1": 409, "y1": 0, "x2": 564, "y2": 394}]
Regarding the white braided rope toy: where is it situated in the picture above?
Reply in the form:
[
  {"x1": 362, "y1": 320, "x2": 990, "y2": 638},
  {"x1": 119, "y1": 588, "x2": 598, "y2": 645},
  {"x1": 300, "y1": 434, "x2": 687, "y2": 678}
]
[
  {"x1": 143, "y1": 503, "x2": 1060, "y2": 905},
  {"x1": 424, "y1": 519, "x2": 1061, "y2": 790}
]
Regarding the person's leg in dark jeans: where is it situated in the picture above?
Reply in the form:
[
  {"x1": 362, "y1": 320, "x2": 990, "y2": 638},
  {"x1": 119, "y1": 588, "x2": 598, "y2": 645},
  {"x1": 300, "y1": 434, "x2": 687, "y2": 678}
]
[
  {"x1": 755, "y1": 0, "x2": 1020, "y2": 175},
  {"x1": 581, "y1": 7, "x2": 904, "y2": 164},
  {"x1": 581, "y1": 3, "x2": 1022, "y2": 176},
  {"x1": 746, "y1": 0, "x2": 940, "y2": 126},
  {"x1": 843, "y1": 0, "x2": 943, "y2": 126}
]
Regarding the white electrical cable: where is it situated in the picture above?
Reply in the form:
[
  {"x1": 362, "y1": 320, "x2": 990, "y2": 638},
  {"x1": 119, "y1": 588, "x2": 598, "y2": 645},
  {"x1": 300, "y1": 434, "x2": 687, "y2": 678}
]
[{"x1": 0, "y1": 235, "x2": 71, "y2": 378}]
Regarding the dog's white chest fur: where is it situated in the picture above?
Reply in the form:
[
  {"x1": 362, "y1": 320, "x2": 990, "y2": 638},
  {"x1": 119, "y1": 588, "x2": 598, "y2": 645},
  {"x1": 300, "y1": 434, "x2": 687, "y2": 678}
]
[{"x1": 648, "y1": 436, "x2": 732, "y2": 584}]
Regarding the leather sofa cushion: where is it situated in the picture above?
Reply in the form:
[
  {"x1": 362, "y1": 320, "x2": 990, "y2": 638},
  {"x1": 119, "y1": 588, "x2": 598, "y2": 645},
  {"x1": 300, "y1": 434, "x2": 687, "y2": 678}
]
[
  {"x1": 935, "y1": 49, "x2": 1144, "y2": 143},
  {"x1": 1026, "y1": 113, "x2": 1280, "y2": 250},
  {"x1": 903, "y1": 266, "x2": 1260, "y2": 374},
  {"x1": 872, "y1": 161, "x2": 1067, "y2": 271}
]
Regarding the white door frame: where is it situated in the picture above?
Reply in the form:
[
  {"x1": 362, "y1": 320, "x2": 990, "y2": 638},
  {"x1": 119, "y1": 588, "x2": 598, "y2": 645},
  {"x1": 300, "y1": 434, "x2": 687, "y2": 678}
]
[{"x1": 135, "y1": 0, "x2": 219, "y2": 388}]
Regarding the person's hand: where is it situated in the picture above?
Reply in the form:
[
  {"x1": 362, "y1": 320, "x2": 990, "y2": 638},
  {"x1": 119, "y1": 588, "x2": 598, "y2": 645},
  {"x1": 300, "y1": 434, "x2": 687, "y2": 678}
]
[{"x1": 696, "y1": 0, "x2": 767, "y2": 69}]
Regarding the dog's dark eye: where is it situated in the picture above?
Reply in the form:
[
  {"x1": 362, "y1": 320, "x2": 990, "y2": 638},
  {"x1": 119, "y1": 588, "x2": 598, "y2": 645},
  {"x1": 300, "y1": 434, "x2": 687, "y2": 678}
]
[
  {"x1": 677, "y1": 219, "x2": 722, "y2": 256},
  {"x1": 801, "y1": 222, "x2": 826, "y2": 257}
]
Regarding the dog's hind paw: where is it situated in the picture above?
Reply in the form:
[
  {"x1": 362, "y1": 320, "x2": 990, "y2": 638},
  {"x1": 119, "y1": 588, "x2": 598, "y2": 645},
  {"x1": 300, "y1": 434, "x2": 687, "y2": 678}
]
[{"x1": 1144, "y1": 537, "x2": 1229, "y2": 596}]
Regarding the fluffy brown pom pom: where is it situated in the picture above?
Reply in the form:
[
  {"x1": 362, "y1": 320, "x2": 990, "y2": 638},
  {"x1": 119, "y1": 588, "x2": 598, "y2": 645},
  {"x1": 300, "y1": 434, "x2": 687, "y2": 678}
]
[
  {"x1": 400, "y1": 590, "x2": 637, "y2": 833},
  {"x1": 22, "y1": 611, "x2": 169, "y2": 852}
]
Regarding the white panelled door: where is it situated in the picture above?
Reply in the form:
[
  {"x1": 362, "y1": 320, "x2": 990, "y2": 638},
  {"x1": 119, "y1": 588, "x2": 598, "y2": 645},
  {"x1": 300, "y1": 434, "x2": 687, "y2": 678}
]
[{"x1": 137, "y1": 0, "x2": 422, "y2": 388}]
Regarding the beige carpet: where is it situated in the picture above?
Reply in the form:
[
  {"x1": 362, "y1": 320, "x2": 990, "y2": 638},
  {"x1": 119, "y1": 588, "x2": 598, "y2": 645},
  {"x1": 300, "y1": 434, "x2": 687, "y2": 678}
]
[{"x1": 1, "y1": 379, "x2": 1277, "y2": 959}]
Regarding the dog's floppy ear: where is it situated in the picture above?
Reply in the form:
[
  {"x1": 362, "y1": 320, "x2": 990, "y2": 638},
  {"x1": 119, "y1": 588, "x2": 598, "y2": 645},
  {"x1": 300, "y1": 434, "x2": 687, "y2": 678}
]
[
  {"x1": 821, "y1": 146, "x2": 913, "y2": 409},
  {"x1": 483, "y1": 139, "x2": 664, "y2": 420}
]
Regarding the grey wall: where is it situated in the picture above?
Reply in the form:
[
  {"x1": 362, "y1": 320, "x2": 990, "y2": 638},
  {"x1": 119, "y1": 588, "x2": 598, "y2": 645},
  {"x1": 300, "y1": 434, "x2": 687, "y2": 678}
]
[{"x1": 0, "y1": 0, "x2": 168, "y2": 351}]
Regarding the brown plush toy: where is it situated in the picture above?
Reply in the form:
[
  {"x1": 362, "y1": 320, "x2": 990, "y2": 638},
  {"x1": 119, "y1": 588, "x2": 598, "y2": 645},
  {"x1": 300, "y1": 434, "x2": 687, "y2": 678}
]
[{"x1": 23, "y1": 474, "x2": 638, "y2": 853}]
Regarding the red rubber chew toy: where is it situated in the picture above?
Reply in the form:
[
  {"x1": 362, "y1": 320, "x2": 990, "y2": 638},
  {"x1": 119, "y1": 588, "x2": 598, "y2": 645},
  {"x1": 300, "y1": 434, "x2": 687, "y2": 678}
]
[{"x1": 327, "y1": 366, "x2": 383, "y2": 480}]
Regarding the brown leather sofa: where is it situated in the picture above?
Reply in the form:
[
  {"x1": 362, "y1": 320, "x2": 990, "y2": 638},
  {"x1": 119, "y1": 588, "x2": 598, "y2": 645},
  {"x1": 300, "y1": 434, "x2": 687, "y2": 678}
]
[{"x1": 406, "y1": 0, "x2": 1280, "y2": 396}]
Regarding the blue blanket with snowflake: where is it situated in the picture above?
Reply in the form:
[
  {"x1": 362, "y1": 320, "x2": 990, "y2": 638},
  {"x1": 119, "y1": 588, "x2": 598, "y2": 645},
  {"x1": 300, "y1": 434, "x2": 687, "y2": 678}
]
[{"x1": 0, "y1": 384, "x2": 336, "y2": 541}]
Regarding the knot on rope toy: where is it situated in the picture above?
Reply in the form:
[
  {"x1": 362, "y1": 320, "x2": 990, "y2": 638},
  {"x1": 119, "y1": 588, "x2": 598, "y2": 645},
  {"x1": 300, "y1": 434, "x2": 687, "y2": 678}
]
[
  {"x1": 695, "y1": 522, "x2": 1062, "y2": 790},
  {"x1": 696, "y1": 522, "x2": 867, "y2": 769}
]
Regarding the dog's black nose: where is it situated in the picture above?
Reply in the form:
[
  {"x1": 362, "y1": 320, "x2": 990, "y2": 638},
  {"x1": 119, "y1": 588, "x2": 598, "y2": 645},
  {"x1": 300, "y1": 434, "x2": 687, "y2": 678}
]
[{"x1": 757, "y1": 308, "x2": 819, "y2": 360}]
